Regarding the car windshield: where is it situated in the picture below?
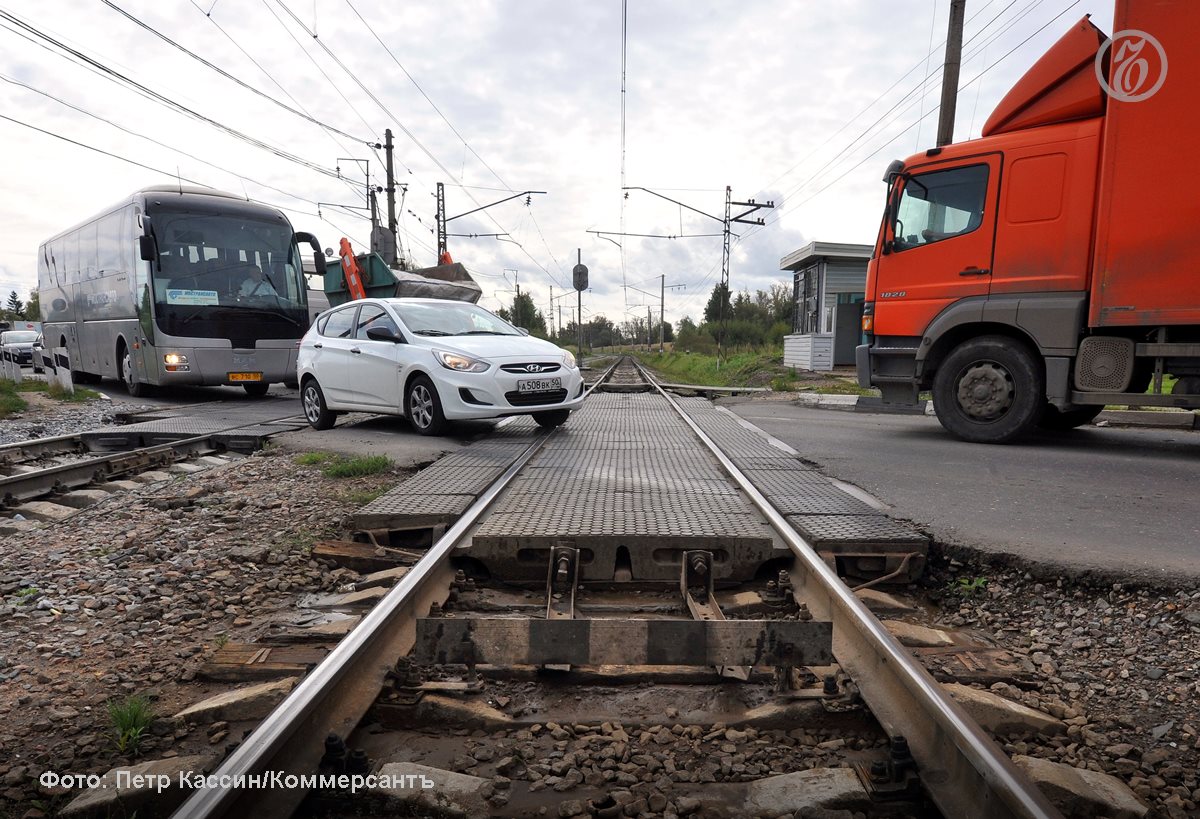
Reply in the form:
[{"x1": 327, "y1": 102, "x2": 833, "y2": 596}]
[
  {"x1": 392, "y1": 301, "x2": 520, "y2": 336},
  {"x1": 1, "y1": 331, "x2": 37, "y2": 344}
]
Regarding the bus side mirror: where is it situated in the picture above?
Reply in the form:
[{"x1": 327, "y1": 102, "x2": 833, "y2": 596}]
[
  {"x1": 139, "y1": 235, "x2": 157, "y2": 262},
  {"x1": 293, "y1": 232, "x2": 324, "y2": 277}
]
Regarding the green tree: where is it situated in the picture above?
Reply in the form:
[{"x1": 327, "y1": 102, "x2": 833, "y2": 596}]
[
  {"x1": 504, "y1": 292, "x2": 548, "y2": 337},
  {"x1": 25, "y1": 290, "x2": 39, "y2": 322},
  {"x1": 702, "y1": 282, "x2": 732, "y2": 324},
  {"x1": 6, "y1": 290, "x2": 24, "y2": 318}
]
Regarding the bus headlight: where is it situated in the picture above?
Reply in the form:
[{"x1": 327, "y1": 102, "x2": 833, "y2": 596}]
[{"x1": 164, "y1": 353, "x2": 190, "y2": 372}]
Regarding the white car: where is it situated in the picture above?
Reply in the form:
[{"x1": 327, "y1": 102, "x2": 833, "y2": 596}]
[{"x1": 297, "y1": 297, "x2": 585, "y2": 435}]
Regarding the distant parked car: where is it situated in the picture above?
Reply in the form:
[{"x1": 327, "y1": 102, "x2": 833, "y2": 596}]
[
  {"x1": 0, "y1": 330, "x2": 38, "y2": 369},
  {"x1": 31, "y1": 334, "x2": 45, "y2": 373},
  {"x1": 298, "y1": 298, "x2": 585, "y2": 435}
]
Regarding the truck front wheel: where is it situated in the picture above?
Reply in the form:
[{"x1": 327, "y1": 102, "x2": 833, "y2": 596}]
[{"x1": 932, "y1": 336, "x2": 1044, "y2": 444}]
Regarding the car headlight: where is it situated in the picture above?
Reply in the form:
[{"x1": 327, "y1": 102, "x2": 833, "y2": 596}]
[
  {"x1": 434, "y1": 350, "x2": 490, "y2": 373},
  {"x1": 562, "y1": 349, "x2": 576, "y2": 369}
]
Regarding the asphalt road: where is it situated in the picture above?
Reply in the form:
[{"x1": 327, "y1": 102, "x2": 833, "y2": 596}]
[{"x1": 721, "y1": 399, "x2": 1200, "y2": 583}]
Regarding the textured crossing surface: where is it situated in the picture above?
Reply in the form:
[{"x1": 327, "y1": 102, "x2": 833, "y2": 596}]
[{"x1": 357, "y1": 384, "x2": 927, "y2": 567}]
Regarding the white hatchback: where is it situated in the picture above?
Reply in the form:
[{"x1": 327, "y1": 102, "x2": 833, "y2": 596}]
[{"x1": 297, "y1": 298, "x2": 585, "y2": 435}]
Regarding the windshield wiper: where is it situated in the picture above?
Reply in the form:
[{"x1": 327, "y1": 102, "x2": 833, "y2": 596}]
[
  {"x1": 413, "y1": 329, "x2": 453, "y2": 336},
  {"x1": 458, "y1": 330, "x2": 513, "y2": 335},
  {"x1": 214, "y1": 306, "x2": 303, "y2": 329}
]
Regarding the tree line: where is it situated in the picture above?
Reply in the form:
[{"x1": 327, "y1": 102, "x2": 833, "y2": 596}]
[{"x1": 494, "y1": 282, "x2": 793, "y2": 353}]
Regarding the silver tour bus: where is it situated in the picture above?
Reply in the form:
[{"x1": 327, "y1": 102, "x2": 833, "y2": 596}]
[{"x1": 37, "y1": 186, "x2": 322, "y2": 396}]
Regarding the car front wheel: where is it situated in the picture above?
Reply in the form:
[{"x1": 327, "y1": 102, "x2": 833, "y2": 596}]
[
  {"x1": 302, "y1": 379, "x2": 337, "y2": 430},
  {"x1": 533, "y1": 409, "x2": 570, "y2": 429},
  {"x1": 406, "y1": 375, "x2": 447, "y2": 436}
]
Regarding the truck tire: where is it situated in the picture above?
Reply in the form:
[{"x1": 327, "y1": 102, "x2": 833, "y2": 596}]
[
  {"x1": 932, "y1": 336, "x2": 1044, "y2": 444},
  {"x1": 1038, "y1": 404, "x2": 1103, "y2": 430}
]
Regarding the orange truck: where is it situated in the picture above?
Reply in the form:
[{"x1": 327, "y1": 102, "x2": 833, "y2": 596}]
[{"x1": 857, "y1": 0, "x2": 1199, "y2": 442}]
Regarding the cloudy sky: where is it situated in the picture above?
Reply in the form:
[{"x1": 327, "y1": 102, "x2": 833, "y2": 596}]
[{"x1": 0, "y1": 0, "x2": 1112, "y2": 330}]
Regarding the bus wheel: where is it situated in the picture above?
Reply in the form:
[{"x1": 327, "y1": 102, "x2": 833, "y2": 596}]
[
  {"x1": 243, "y1": 382, "x2": 270, "y2": 398},
  {"x1": 120, "y1": 345, "x2": 148, "y2": 398},
  {"x1": 932, "y1": 336, "x2": 1043, "y2": 444}
]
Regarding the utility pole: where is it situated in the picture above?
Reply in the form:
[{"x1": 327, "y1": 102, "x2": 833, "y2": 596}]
[
  {"x1": 660, "y1": 274, "x2": 665, "y2": 353},
  {"x1": 936, "y1": 0, "x2": 967, "y2": 147},
  {"x1": 435, "y1": 186, "x2": 546, "y2": 264},
  {"x1": 435, "y1": 182, "x2": 448, "y2": 262},
  {"x1": 384, "y1": 129, "x2": 398, "y2": 265},
  {"x1": 647, "y1": 305, "x2": 652, "y2": 352},
  {"x1": 616, "y1": 186, "x2": 771, "y2": 366}
]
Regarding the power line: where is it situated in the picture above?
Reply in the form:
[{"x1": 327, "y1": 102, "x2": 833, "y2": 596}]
[
  {"x1": 0, "y1": 11, "x2": 343, "y2": 181},
  {"x1": 104, "y1": 1, "x2": 373, "y2": 144},
  {"x1": 0, "y1": 72, "x2": 325, "y2": 209},
  {"x1": 342, "y1": 0, "x2": 511, "y2": 191}
]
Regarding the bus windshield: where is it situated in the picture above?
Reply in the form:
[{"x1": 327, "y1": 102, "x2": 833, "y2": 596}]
[{"x1": 149, "y1": 209, "x2": 308, "y2": 338}]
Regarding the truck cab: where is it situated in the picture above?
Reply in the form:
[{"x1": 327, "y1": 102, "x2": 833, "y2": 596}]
[{"x1": 858, "y1": 3, "x2": 1200, "y2": 442}]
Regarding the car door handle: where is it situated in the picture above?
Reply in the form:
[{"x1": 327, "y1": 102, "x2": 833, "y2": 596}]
[
  {"x1": 313, "y1": 343, "x2": 323, "y2": 349},
  {"x1": 959, "y1": 267, "x2": 991, "y2": 276},
  {"x1": 350, "y1": 347, "x2": 362, "y2": 354}
]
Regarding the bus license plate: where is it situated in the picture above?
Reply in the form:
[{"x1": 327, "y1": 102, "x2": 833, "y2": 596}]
[
  {"x1": 517, "y1": 377, "x2": 561, "y2": 393},
  {"x1": 228, "y1": 372, "x2": 263, "y2": 382}
]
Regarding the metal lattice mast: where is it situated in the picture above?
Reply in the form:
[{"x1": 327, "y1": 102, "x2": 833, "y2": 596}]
[{"x1": 718, "y1": 185, "x2": 732, "y2": 365}]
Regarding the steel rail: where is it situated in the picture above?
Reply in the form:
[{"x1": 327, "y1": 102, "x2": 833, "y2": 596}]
[
  {"x1": 631, "y1": 357, "x2": 1061, "y2": 819},
  {"x1": 0, "y1": 413, "x2": 305, "y2": 507},
  {"x1": 0, "y1": 433, "x2": 221, "y2": 507},
  {"x1": 0, "y1": 432, "x2": 87, "y2": 466},
  {"x1": 174, "y1": 426, "x2": 556, "y2": 818}
]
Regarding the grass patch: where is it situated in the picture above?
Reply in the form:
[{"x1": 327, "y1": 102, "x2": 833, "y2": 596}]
[
  {"x1": 294, "y1": 451, "x2": 337, "y2": 466},
  {"x1": 322, "y1": 455, "x2": 392, "y2": 478},
  {"x1": 799, "y1": 382, "x2": 877, "y2": 396},
  {"x1": 634, "y1": 349, "x2": 792, "y2": 388},
  {"x1": 107, "y1": 695, "x2": 154, "y2": 756},
  {"x1": 0, "y1": 379, "x2": 28, "y2": 418}
]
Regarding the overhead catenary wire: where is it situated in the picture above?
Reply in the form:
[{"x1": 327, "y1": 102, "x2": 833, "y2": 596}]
[
  {"x1": 0, "y1": 11, "x2": 344, "y2": 181},
  {"x1": 104, "y1": 1, "x2": 373, "y2": 145},
  {"x1": 739, "y1": 0, "x2": 1069, "y2": 245}
]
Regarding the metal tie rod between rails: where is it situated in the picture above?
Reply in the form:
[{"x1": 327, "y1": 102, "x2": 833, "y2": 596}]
[{"x1": 631, "y1": 358, "x2": 1062, "y2": 819}]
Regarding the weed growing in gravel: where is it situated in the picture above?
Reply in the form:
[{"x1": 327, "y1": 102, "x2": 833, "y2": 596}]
[
  {"x1": 321, "y1": 455, "x2": 392, "y2": 478},
  {"x1": 341, "y1": 487, "x2": 388, "y2": 505},
  {"x1": 950, "y1": 576, "x2": 989, "y2": 597},
  {"x1": 15, "y1": 586, "x2": 39, "y2": 600},
  {"x1": 213, "y1": 633, "x2": 229, "y2": 649},
  {"x1": 107, "y1": 695, "x2": 154, "y2": 756}
]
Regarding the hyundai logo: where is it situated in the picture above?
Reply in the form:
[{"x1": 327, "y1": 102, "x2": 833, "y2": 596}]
[{"x1": 524, "y1": 363, "x2": 546, "y2": 373}]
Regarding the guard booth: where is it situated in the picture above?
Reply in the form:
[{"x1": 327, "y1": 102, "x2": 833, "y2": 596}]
[{"x1": 780, "y1": 242, "x2": 870, "y2": 371}]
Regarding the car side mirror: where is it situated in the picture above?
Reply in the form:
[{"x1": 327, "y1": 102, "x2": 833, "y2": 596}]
[
  {"x1": 516, "y1": 327, "x2": 530, "y2": 336},
  {"x1": 366, "y1": 326, "x2": 404, "y2": 343}
]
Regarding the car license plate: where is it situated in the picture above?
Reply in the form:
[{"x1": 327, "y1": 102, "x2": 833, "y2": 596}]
[
  {"x1": 228, "y1": 372, "x2": 263, "y2": 382},
  {"x1": 517, "y1": 377, "x2": 562, "y2": 392}
]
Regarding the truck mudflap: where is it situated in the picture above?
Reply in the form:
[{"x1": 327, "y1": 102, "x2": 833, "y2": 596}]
[{"x1": 857, "y1": 340, "x2": 921, "y2": 404}]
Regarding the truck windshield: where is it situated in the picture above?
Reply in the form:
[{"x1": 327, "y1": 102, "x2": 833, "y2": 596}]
[
  {"x1": 893, "y1": 164, "x2": 989, "y2": 250},
  {"x1": 148, "y1": 209, "x2": 308, "y2": 339}
]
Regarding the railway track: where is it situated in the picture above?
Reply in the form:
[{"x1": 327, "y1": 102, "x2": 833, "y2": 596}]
[
  {"x1": 0, "y1": 411, "x2": 303, "y2": 529},
  {"x1": 173, "y1": 357, "x2": 1061, "y2": 819}
]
